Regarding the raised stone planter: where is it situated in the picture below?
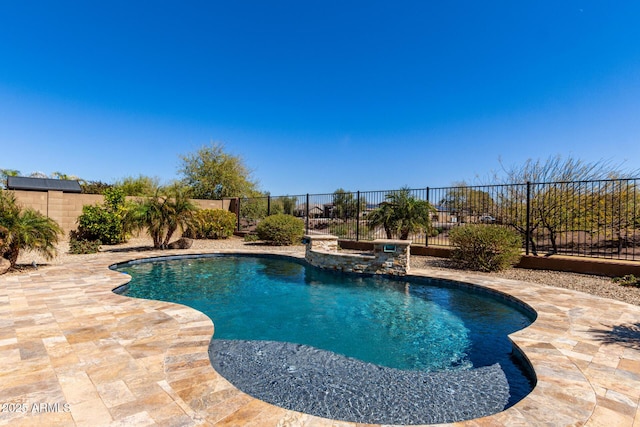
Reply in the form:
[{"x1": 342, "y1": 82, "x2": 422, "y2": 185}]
[{"x1": 304, "y1": 235, "x2": 410, "y2": 275}]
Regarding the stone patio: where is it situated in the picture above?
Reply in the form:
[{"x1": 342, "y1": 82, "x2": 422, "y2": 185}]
[{"x1": 1, "y1": 247, "x2": 639, "y2": 426}]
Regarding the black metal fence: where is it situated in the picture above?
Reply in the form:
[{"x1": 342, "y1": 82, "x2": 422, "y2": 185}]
[{"x1": 237, "y1": 178, "x2": 640, "y2": 261}]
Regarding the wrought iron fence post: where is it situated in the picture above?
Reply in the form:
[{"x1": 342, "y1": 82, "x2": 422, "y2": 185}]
[
  {"x1": 305, "y1": 193, "x2": 310, "y2": 235},
  {"x1": 356, "y1": 191, "x2": 360, "y2": 241},
  {"x1": 526, "y1": 181, "x2": 531, "y2": 255},
  {"x1": 267, "y1": 195, "x2": 271, "y2": 216},
  {"x1": 425, "y1": 187, "x2": 430, "y2": 247}
]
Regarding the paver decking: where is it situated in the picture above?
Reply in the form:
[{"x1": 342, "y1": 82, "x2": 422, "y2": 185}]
[{"x1": 1, "y1": 248, "x2": 639, "y2": 426}]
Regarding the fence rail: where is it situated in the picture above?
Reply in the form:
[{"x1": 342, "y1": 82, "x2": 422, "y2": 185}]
[{"x1": 236, "y1": 178, "x2": 640, "y2": 261}]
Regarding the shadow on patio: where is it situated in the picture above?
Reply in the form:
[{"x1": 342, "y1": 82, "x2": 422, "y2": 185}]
[{"x1": 590, "y1": 322, "x2": 640, "y2": 350}]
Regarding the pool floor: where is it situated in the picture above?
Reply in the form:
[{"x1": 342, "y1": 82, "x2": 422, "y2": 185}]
[{"x1": 210, "y1": 339, "x2": 510, "y2": 424}]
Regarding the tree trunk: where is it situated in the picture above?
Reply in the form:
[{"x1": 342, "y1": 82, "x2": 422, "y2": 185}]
[
  {"x1": 548, "y1": 229, "x2": 558, "y2": 255},
  {"x1": 529, "y1": 236, "x2": 538, "y2": 256},
  {"x1": 7, "y1": 243, "x2": 20, "y2": 268},
  {"x1": 163, "y1": 225, "x2": 177, "y2": 248},
  {"x1": 152, "y1": 231, "x2": 163, "y2": 249},
  {"x1": 616, "y1": 231, "x2": 624, "y2": 255},
  {"x1": 384, "y1": 226, "x2": 392, "y2": 239}
]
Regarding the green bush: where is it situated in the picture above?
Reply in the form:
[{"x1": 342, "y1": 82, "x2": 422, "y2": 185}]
[
  {"x1": 75, "y1": 188, "x2": 129, "y2": 244},
  {"x1": 187, "y1": 209, "x2": 236, "y2": 239},
  {"x1": 256, "y1": 214, "x2": 304, "y2": 246},
  {"x1": 68, "y1": 230, "x2": 101, "y2": 254},
  {"x1": 75, "y1": 204, "x2": 124, "y2": 244},
  {"x1": 449, "y1": 224, "x2": 522, "y2": 272},
  {"x1": 243, "y1": 233, "x2": 259, "y2": 242}
]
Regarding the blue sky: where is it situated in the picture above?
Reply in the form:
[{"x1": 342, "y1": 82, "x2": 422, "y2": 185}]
[{"x1": 1, "y1": 1, "x2": 639, "y2": 195}]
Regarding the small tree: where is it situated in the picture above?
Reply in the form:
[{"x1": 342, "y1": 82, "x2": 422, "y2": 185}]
[
  {"x1": 0, "y1": 189, "x2": 62, "y2": 269},
  {"x1": 439, "y1": 182, "x2": 495, "y2": 223},
  {"x1": 332, "y1": 189, "x2": 363, "y2": 220},
  {"x1": 239, "y1": 195, "x2": 269, "y2": 226},
  {"x1": 129, "y1": 186, "x2": 198, "y2": 249},
  {"x1": 587, "y1": 180, "x2": 640, "y2": 255},
  {"x1": 179, "y1": 142, "x2": 259, "y2": 199},
  {"x1": 493, "y1": 155, "x2": 639, "y2": 255},
  {"x1": 367, "y1": 187, "x2": 435, "y2": 240},
  {"x1": 113, "y1": 175, "x2": 160, "y2": 196},
  {"x1": 280, "y1": 196, "x2": 298, "y2": 216}
]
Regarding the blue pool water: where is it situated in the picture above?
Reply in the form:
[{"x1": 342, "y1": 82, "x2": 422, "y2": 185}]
[{"x1": 114, "y1": 254, "x2": 535, "y2": 407}]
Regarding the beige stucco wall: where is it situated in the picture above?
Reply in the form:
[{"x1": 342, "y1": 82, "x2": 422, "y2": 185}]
[{"x1": 11, "y1": 190, "x2": 233, "y2": 237}]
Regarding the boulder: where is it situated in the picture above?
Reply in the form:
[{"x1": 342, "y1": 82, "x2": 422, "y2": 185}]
[
  {"x1": 168, "y1": 237, "x2": 193, "y2": 250},
  {"x1": 0, "y1": 257, "x2": 10, "y2": 275}
]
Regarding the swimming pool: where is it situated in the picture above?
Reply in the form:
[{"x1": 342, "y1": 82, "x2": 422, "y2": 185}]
[{"x1": 114, "y1": 254, "x2": 536, "y2": 424}]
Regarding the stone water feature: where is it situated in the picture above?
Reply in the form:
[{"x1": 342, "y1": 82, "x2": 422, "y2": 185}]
[{"x1": 304, "y1": 234, "x2": 411, "y2": 275}]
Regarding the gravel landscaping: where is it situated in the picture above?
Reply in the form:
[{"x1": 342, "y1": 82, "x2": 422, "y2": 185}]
[{"x1": 12, "y1": 235, "x2": 640, "y2": 306}]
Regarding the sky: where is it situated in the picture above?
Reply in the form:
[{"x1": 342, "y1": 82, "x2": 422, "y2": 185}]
[{"x1": 1, "y1": 1, "x2": 639, "y2": 195}]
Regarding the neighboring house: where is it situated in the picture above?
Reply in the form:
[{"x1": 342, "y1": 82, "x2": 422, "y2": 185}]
[
  {"x1": 432, "y1": 205, "x2": 457, "y2": 223},
  {"x1": 294, "y1": 203, "x2": 324, "y2": 218}
]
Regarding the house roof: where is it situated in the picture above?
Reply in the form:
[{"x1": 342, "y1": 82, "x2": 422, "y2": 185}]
[
  {"x1": 295, "y1": 203, "x2": 324, "y2": 211},
  {"x1": 7, "y1": 176, "x2": 82, "y2": 193}
]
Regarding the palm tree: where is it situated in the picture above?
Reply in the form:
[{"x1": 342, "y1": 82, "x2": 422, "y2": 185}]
[
  {"x1": 129, "y1": 187, "x2": 198, "y2": 249},
  {"x1": 366, "y1": 200, "x2": 396, "y2": 239},
  {"x1": 367, "y1": 187, "x2": 435, "y2": 240},
  {"x1": 162, "y1": 187, "x2": 198, "y2": 247},
  {"x1": 0, "y1": 190, "x2": 62, "y2": 269}
]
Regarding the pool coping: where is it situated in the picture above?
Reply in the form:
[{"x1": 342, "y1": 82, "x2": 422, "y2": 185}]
[{"x1": 1, "y1": 248, "x2": 639, "y2": 426}]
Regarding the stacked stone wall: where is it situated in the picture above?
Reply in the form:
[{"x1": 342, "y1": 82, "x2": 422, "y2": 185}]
[{"x1": 304, "y1": 235, "x2": 410, "y2": 276}]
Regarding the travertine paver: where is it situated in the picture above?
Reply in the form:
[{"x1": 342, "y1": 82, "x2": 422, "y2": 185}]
[{"x1": 1, "y1": 248, "x2": 639, "y2": 426}]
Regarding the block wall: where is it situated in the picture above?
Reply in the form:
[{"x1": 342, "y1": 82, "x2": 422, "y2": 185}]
[{"x1": 11, "y1": 190, "x2": 233, "y2": 237}]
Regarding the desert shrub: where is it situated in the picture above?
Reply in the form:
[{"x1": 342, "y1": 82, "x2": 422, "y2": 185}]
[
  {"x1": 243, "y1": 233, "x2": 259, "y2": 242},
  {"x1": 449, "y1": 224, "x2": 522, "y2": 272},
  {"x1": 187, "y1": 209, "x2": 236, "y2": 239},
  {"x1": 327, "y1": 221, "x2": 371, "y2": 239},
  {"x1": 256, "y1": 214, "x2": 304, "y2": 246},
  {"x1": 612, "y1": 274, "x2": 640, "y2": 287},
  {"x1": 68, "y1": 230, "x2": 101, "y2": 254},
  {"x1": 329, "y1": 221, "x2": 351, "y2": 238}
]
